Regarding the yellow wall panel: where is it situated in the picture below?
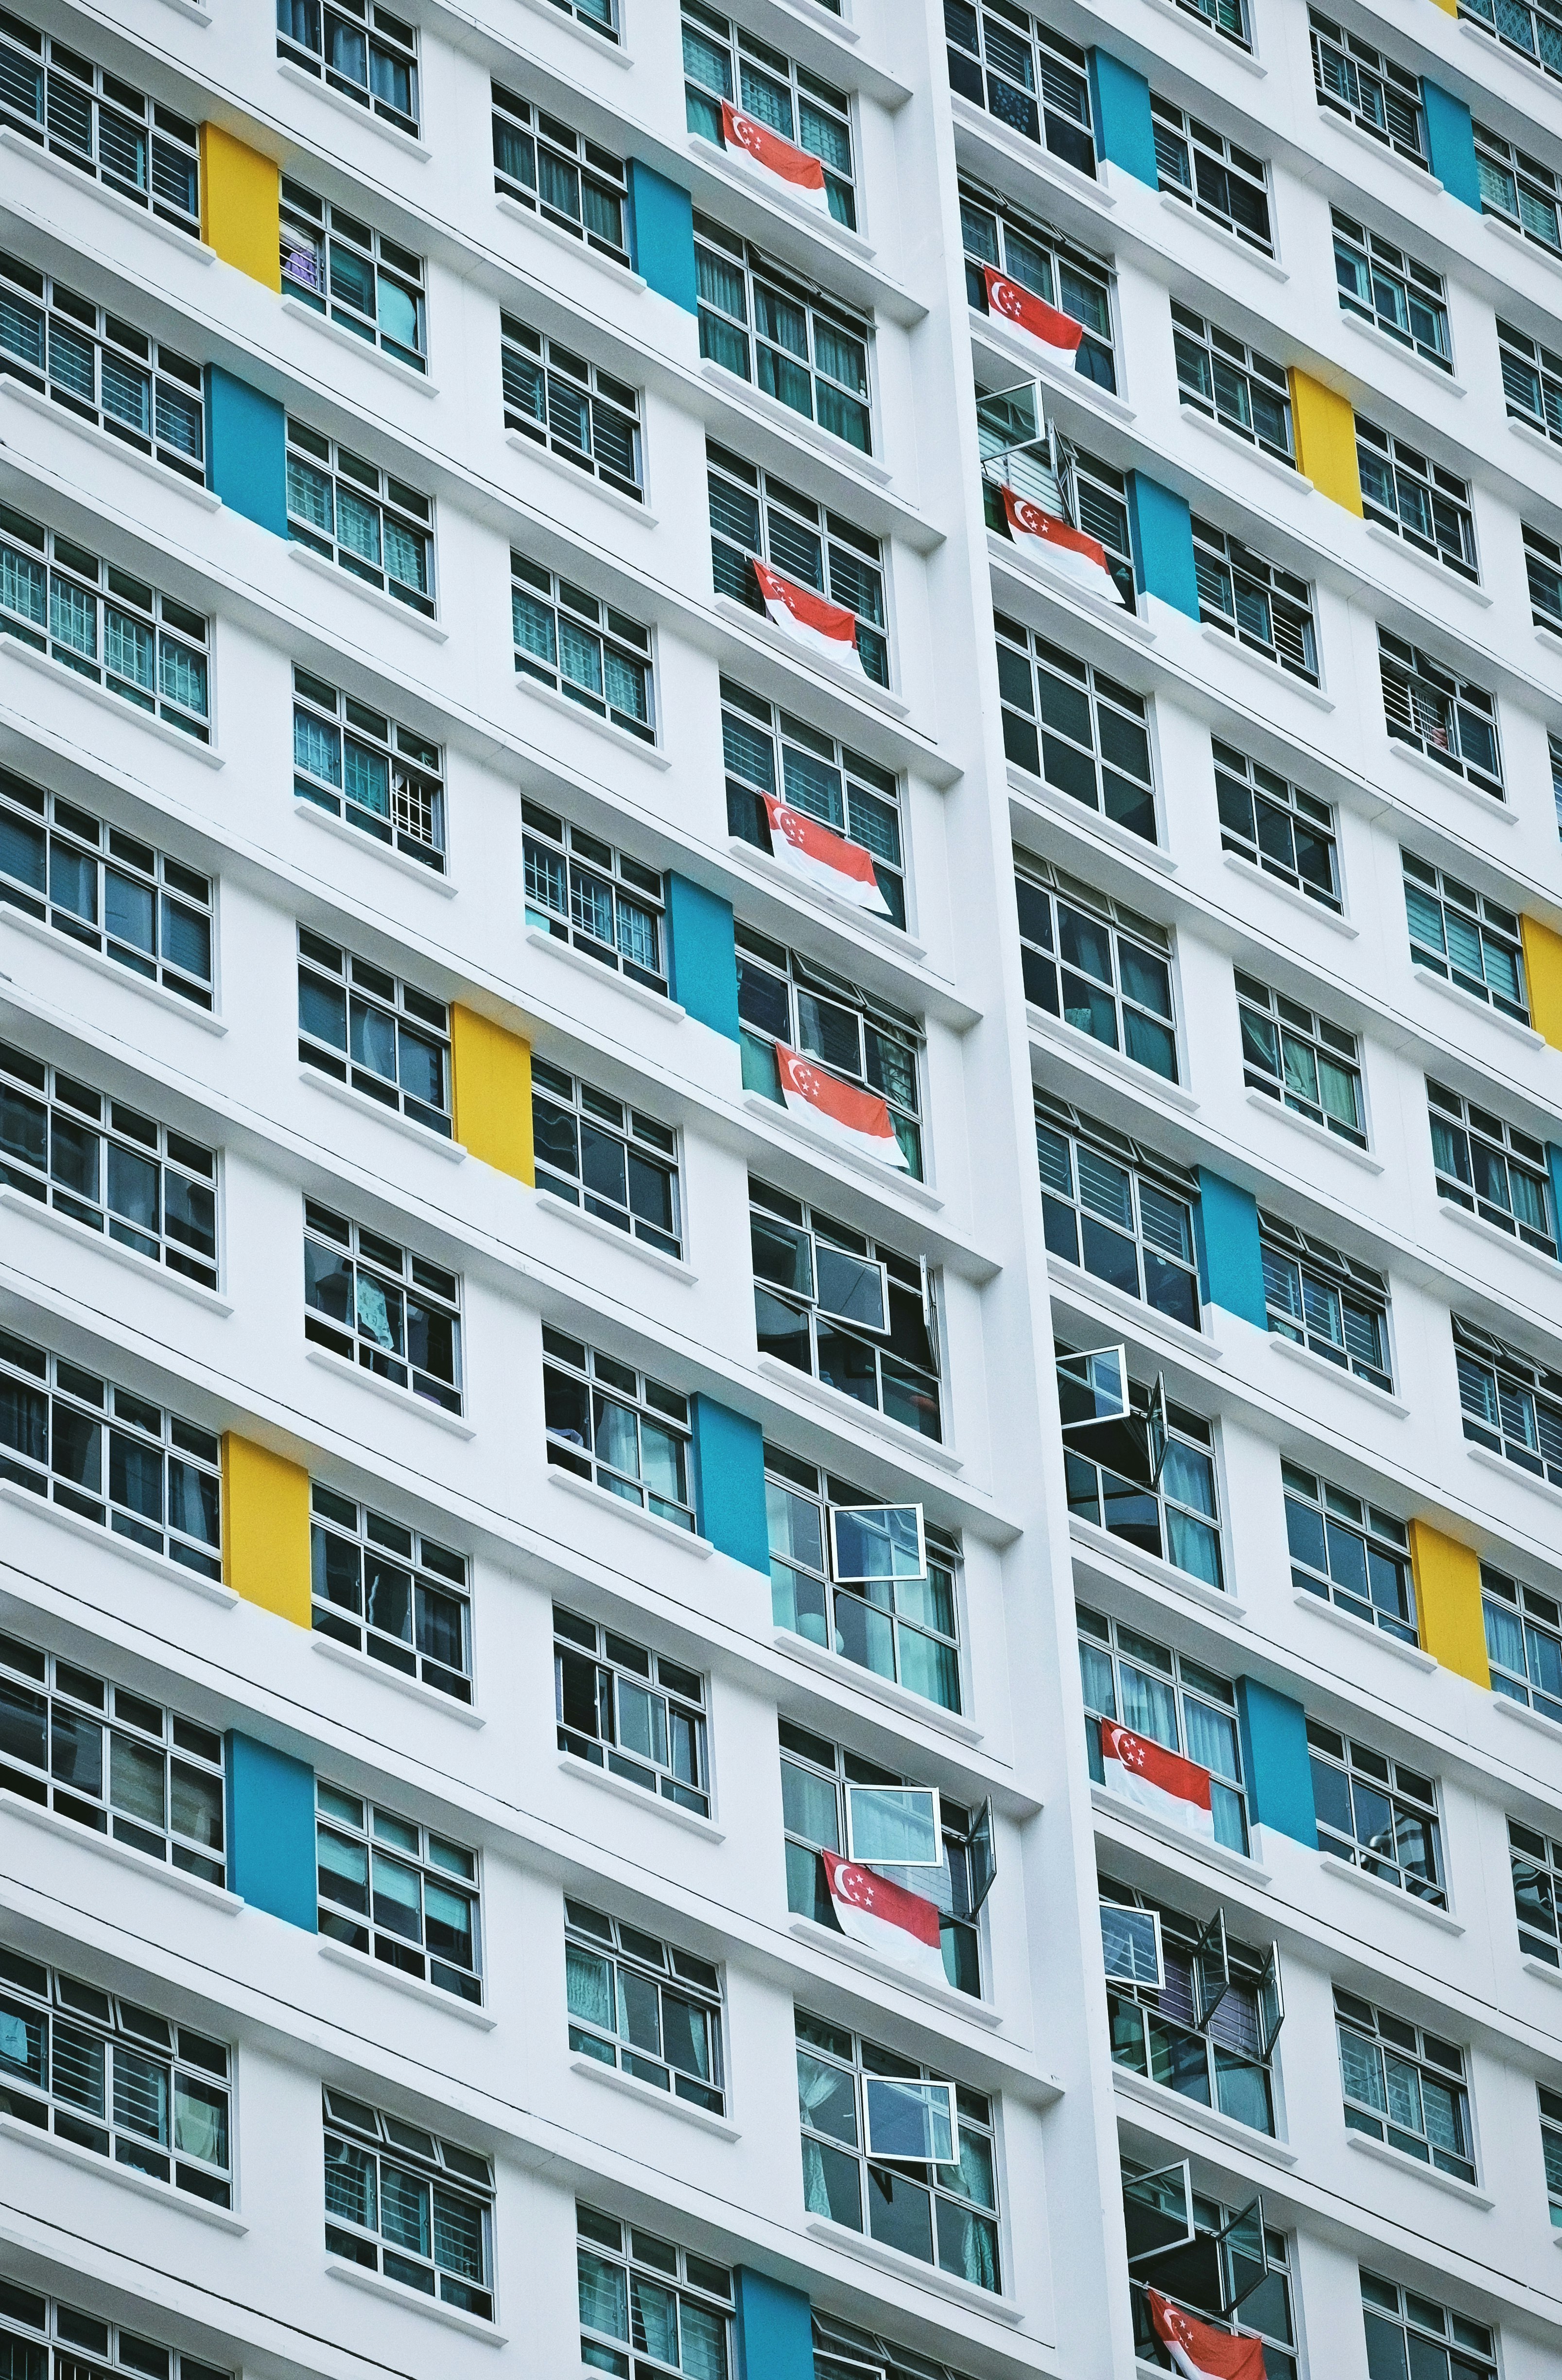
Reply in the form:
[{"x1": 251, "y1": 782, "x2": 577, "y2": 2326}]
[
  {"x1": 1426, "y1": 0, "x2": 1457, "y2": 16},
  {"x1": 200, "y1": 124, "x2": 281, "y2": 290},
  {"x1": 1290, "y1": 371, "x2": 1363, "y2": 514},
  {"x1": 1521, "y1": 914, "x2": 1562, "y2": 1050},
  {"x1": 222, "y1": 1436, "x2": 311, "y2": 1626},
  {"x1": 451, "y1": 1005, "x2": 535, "y2": 1184},
  {"x1": 1408, "y1": 1521, "x2": 1489, "y2": 1689}
]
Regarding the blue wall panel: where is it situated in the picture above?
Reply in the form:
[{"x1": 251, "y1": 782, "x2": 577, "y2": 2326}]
[
  {"x1": 205, "y1": 367, "x2": 286, "y2": 535},
  {"x1": 1236, "y1": 1679, "x2": 1317, "y2": 1848},
  {"x1": 692, "y1": 1397, "x2": 770, "y2": 1573},
  {"x1": 628, "y1": 161, "x2": 698, "y2": 313},
  {"x1": 1126, "y1": 475, "x2": 1199, "y2": 619},
  {"x1": 1193, "y1": 1169, "x2": 1268, "y2": 1330},
  {"x1": 667, "y1": 875, "x2": 740, "y2": 1041},
  {"x1": 1423, "y1": 83, "x2": 1480, "y2": 210},
  {"x1": 734, "y1": 2271, "x2": 814, "y2": 2380},
  {"x1": 226, "y1": 1733, "x2": 317, "y2": 1929},
  {"x1": 1088, "y1": 51, "x2": 1157, "y2": 186}
]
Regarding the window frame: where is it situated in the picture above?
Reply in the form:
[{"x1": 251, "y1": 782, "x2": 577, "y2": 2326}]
[
  {"x1": 0, "y1": 770, "x2": 214, "y2": 1006},
  {"x1": 0, "y1": 253, "x2": 204, "y2": 478},
  {"x1": 1510, "y1": 1813, "x2": 1562, "y2": 1966},
  {"x1": 523, "y1": 800, "x2": 667, "y2": 991},
  {"x1": 1360, "y1": 2273, "x2": 1495, "y2": 2380},
  {"x1": 285, "y1": 417, "x2": 434, "y2": 617},
  {"x1": 532, "y1": 1057, "x2": 681, "y2": 1259},
  {"x1": 1259, "y1": 1212, "x2": 1392, "y2": 1390},
  {"x1": 1476, "y1": 123, "x2": 1562, "y2": 256},
  {"x1": 511, "y1": 551, "x2": 655, "y2": 741},
  {"x1": 322, "y1": 2086, "x2": 493, "y2": 2317},
  {"x1": 1064, "y1": 1371, "x2": 1223, "y2": 1592},
  {"x1": 491, "y1": 83, "x2": 629, "y2": 265},
  {"x1": 694, "y1": 215, "x2": 874, "y2": 455},
  {"x1": 310, "y1": 1481, "x2": 472, "y2": 1702},
  {"x1": 296, "y1": 927, "x2": 452, "y2": 1135},
  {"x1": 1034, "y1": 1094, "x2": 1200, "y2": 1331},
  {"x1": 555, "y1": 1605, "x2": 710, "y2": 1816},
  {"x1": 944, "y1": 4, "x2": 1097, "y2": 172},
  {"x1": 1310, "y1": 13, "x2": 1425, "y2": 163},
  {"x1": 1151, "y1": 100, "x2": 1271, "y2": 251},
  {"x1": 1402, "y1": 854, "x2": 1526, "y2": 1020},
  {"x1": 1499, "y1": 316, "x2": 1562, "y2": 445},
  {"x1": 1378, "y1": 630, "x2": 1501, "y2": 794},
  {"x1": 707, "y1": 441, "x2": 890, "y2": 686},
  {"x1": 0, "y1": 19, "x2": 200, "y2": 234},
  {"x1": 315, "y1": 1777, "x2": 483, "y2": 2002},
  {"x1": 278, "y1": 177, "x2": 426, "y2": 371},
  {"x1": 1483, "y1": 1564, "x2": 1562, "y2": 1722},
  {"x1": 566, "y1": 1900, "x2": 726, "y2": 2112},
  {"x1": 750, "y1": 1178, "x2": 943, "y2": 1440},
  {"x1": 501, "y1": 314, "x2": 642, "y2": 501},
  {"x1": 995, "y1": 617, "x2": 1154, "y2": 836},
  {"x1": 576, "y1": 2202, "x2": 733, "y2": 2380},
  {"x1": 1428, "y1": 1078, "x2": 1554, "y2": 1254},
  {"x1": 1357, "y1": 420, "x2": 1477, "y2": 578},
  {"x1": 0, "y1": 505, "x2": 210, "y2": 740},
  {"x1": 765, "y1": 1445, "x2": 962, "y2": 1710},
  {"x1": 1235, "y1": 971, "x2": 1365, "y2": 1146},
  {"x1": 1524, "y1": 520, "x2": 1562, "y2": 637},
  {"x1": 1172, "y1": 303, "x2": 1293, "y2": 465},
  {"x1": 1456, "y1": 1314, "x2": 1562, "y2": 1485},
  {"x1": 1282, "y1": 1463, "x2": 1415, "y2": 1644},
  {"x1": 303, "y1": 1200, "x2": 462, "y2": 1413},
  {"x1": 1308, "y1": 1723, "x2": 1444, "y2": 1904},
  {"x1": 1102, "y1": 1880, "x2": 1282, "y2": 2139},
  {"x1": 1128, "y1": 2184, "x2": 1296, "y2": 2377},
  {"x1": 1334, "y1": 1991, "x2": 1475, "y2": 2183},
  {"x1": 543, "y1": 1327, "x2": 695, "y2": 1529},
  {"x1": 682, "y1": 1, "x2": 856, "y2": 230},
  {"x1": 960, "y1": 182, "x2": 1117, "y2": 391},
  {"x1": 292, "y1": 664, "x2": 445, "y2": 872},
  {"x1": 1332, "y1": 210, "x2": 1449, "y2": 368},
  {"x1": 277, "y1": 1, "x2": 419, "y2": 138},
  {"x1": 720, "y1": 677, "x2": 906, "y2": 929},
  {"x1": 1192, "y1": 516, "x2": 1319, "y2": 682},
  {"x1": 0, "y1": 2277, "x2": 231, "y2": 2380},
  {"x1": 1077, "y1": 1605, "x2": 1250, "y2": 1854},
  {"x1": 1015, "y1": 859, "x2": 1180, "y2": 1083},
  {"x1": 737, "y1": 925, "x2": 924, "y2": 1175},
  {"x1": 1213, "y1": 741, "x2": 1339, "y2": 910}
]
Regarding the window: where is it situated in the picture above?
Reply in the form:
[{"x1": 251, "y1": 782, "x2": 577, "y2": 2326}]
[
  {"x1": 1333, "y1": 212, "x2": 1448, "y2": 369},
  {"x1": 1511, "y1": 1814, "x2": 1562, "y2": 1962},
  {"x1": 1035, "y1": 1095, "x2": 1199, "y2": 1329},
  {"x1": 1078, "y1": 1607, "x2": 1249, "y2": 1852},
  {"x1": 0, "y1": 1042, "x2": 217, "y2": 1286},
  {"x1": 1283, "y1": 1466, "x2": 1415, "y2": 1643},
  {"x1": 1259, "y1": 1213, "x2": 1391, "y2": 1390},
  {"x1": 279, "y1": 179, "x2": 426, "y2": 371},
  {"x1": 1310, "y1": 14, "x2": 1424, "y2": 162},
  {"x1": 316, "y1": 1781, "x2": 481, "y2": 2002},
  {"x1": 781, "y1": 1719, "x2": 989, "y2": 1994},
  {"x1": 1402, "y1": 856, "x2": 1526, "y2": 1020},
  {"x1": 750, "y1": 1179, "x2": 942, "y2": 1439},
  {"x1": 960, "y1": 185, "x2": 1116, "y2": 390},
  {"x1": 547, "y1": 0, "x2": 618, "y2": 38},
  {"x1": 523, "y1": 802, "x2": 666, "y2": 989},
  {"x1": 286, "y1": 420, "x2": 433, "y2": 617},
  {"x1": 1015, "y1": 860, "x2": 1179, "y2": 1080},
  {"x1": 577, "y1": 2204, "x2": 731, "y2": 2380},
  {"x1": 0, "y1": 256, "x2": 203, "y2": 478},
  {"x1": 1476, "y1": 125, "x2": 1562, "y2": 255},
  {"x1": 0, "y1": 1944, "x2": 228, "y2": 2205},
  {"x1": 0, "y1": 1332, "x2": 221, "y2": 1577},
  {"x1": 766, "y1": 1446, "x2": 961, "y2": 1708},
  {"x1": 944, "y1": 6, "x2": 1095, "y2": 174},
  {"x1": 795, "y1": 2012, "x2": 1000, "y2": 2287},
  {"x1": 1552, "y1": 732, "x2": 1562, "y2": 838},
  {"x1": 1335, "y1": 1993, "x2": 1474, "y2": 2182},
  {"x1": 683, "y1": 3, "x2": 855, "y2": 229},
  {"x1": 292, "y1": 666, "x2": 444, "y2": 871},
  {"x1": 0, "y1": 507, "x2": 209, "y2": 739},
  {"x1": 1483, "y1": 1564, "x2": 1562, "y2": 1720},
  {"x1": 534, "y1": 1067, "x2": 678, "y2": 1261},
  {"x1": 1152, "y1": 102, "x2": 1270, "y2": 250},
  {"x1": 1128, "y1": 2187, "x2": 1295, "y2": 2378},
  {"x1": 1358, "y1": 424, "x2": 1476, "y2": 578},
  {"x1": 0, "y1": 20, "x2": 199, "y2": 233},
  {"x1": 1545, "y1": 2089, "x2": 1562, "y2": 2224},
  {"x1": 512, "y1": 553, "x2": 653, "y2": 741},
  {"x1": 492, "y1": 85, "x2": 628, "y2": 264},
  {"x1": 811, "y1": 2311, "x2": 981, "y2": 2380},
  {"x1": 1428, "y1": 1080, "x2": 1554, "y2": 1253},
  {"x1": 1193, "y1": 518, "x2": 1318, "y2": 682},
  {"x1": 277, "y1": 2, "x2": 417, "y2": 137},
  {"x1": 708, "y1": 444, "x2": 888, "y2": 685},
  {"x1": 995, "y1": 623, "x2": 1153, "y2": 836},
  {"x1": 0, "y1": 1630, "x2": 225, "y2": 1881},
  {"x1": 502, "y1": 315, "x2": 642, "y2": 500},
  {"x1": 722, "y1": 679, "x2": 905, "y2": 927},
  {"x1": 1525, "y1": 523, "x2": 1562, "y2": 637},
  {"x1": 1457, "y1": 1315, "x2": 1562, "y2": 1485},
  {"x1": 323, "y1": 2089, "x2": 492, "y2": 2317},
  {"x1": 304, "y1": 1201, "x2": 462, "y2": 1414},
  {"x1": 1065, "y1": 1375, "x2": 1223, "y2": 1591},
  {"x1": 1236, "y1": 973, "x2": 1365, "y2": 1145},
  {"x1": 1101, "y1": 1879, "x2": 1281, "y2": 2135},
  {"x1": 566, "y1": 1902, "x2": 724, "y2": 2112},
  {"x1": 1499, "y1": 317, "x2": 1562, "y2": 445},
  {"x1": 296, "y1": 928, "x2": 451, "y2": 1133},
  {"x1": 311, "y1": 1483, "x2": 470, "y2": 1702},
  {"x1": 1172, "y1": 306, "x2": 1291, "y2": 465},
  {"x1": 1214, "y1": 743, "x2": 1339, "y2": 909},
  {"x1": 1308, "y1": 1724, "x2": 1443, "y2": 1902},
  {"x1": 738, "y1": 927, "x2": 923, "y2": 1174},
  {"x1": 985, "y1": 435, "x2": 1136, "y2": 609},
  {"x1": 0, "y1": 772, "x2": 213, "y2": 1005},
  {"x1": 0, "y1": 2279, "x2": 229, "y2": 2380},
  {"x1": 694, "y1": 217, "x2": 871, "y2": 452},
  {"x1": 1360, "y1": 2275, "x2": 1495, "y2": 2380},
  {"x1": 1379, "y1": 631, "x2": 1500, "y2": 794},
  {"x1": 543, "y1": 1329, "x2": 694, "y2": 1529},
  {"x1": 555, "y1": 1607, "x2": 709, "y2": 1816}
]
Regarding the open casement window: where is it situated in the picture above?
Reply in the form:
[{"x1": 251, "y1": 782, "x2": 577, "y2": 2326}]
[
  {"x1": 846, "y1": 1784, "x2": 942, "y2": 1868},
  {"x1": 1127, "y1": 2166, "x2": 1276, "y2": 2315},
  {"x1": 755, "y1": 1210, "x2": 893, "y2": 1334},
  {"x1": 1057, "y1": 1347, "x2": 1168, "y2": 1488},
  {"x1": 1193, "y1": 1908, "x2": 1230, "y2": 2030},
  {"x1": 976, "y1": 379, "x2": 1057, "y2": 503},
  {"x1": 1101, "y1": 1900, "x2": 1164, "y2": 1991},
  {"x1": 864, "y1": 2077, "x2": 956, "y2": 2163},
  {"x1": 1253, "y1": 1945, "x2": 1284, "y2": 2059},
  {"x1": 831, "y1": 1503, "x2": 926, "y2": 1584}
]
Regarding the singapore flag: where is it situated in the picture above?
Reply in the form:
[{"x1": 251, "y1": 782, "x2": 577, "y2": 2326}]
[
  {"x1": 1101, "y1": 1721, "x2": 1215, "y2": 1844},
  {"x1": 719, "y1": 100, "x2": 831, "y2": 214},
  {"x1": 1149, "y1": 2294, "x2": 1266, "y2": 2380},
  {"x1": 752, "y1": 561, "x2": 865, "y2": 676},
  {"x1": 1000, "y1": 486, "x2": 1124, "y2": 606},
  {"x1": 775, "y1": 1045, "x2": 909, "y2": 1171},
  {"x1": 980, "y1": 264, "x2": 1085, "y2": 359},
  {"x1": 822, "y1": 1851, "x2": 947, "y2": 1989},
  {"x1": 762, "y1": 795, "x2": 891, "y2": 916}
]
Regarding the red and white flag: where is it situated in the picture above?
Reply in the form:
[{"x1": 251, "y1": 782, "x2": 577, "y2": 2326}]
[
  {"x1": 823, "y1": 1851, "x2": 946, "y2": 1988},
  {"x1": 720, "y1": 100, "x2": 830, "y2": 214},
  {"x1": 1101, "y1": 1722, "x2": 1215, "y2": 1844},
  {"x1": 1149, "y1": 2294, "x2": 1265, "y2": 2380},
  {"x1": 981, "y1": 265, "x2": 1084, "y2": 359},
  {"x1": 776, "y1": 1044, "x2": 909, "y2": 1171},
  {"x1": 1000, "y1": 486, "x2": 1124, "y2": 607},
  {"x1": 761, "y1": 795, "x2": 890, "y2": 916},
  {"x1": 752, "y1": 561, "x2": 865, "y2": 676}
]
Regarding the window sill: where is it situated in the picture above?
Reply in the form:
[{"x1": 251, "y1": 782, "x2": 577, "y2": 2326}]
[
  {"x1": 1482, "y1": 207, "x2": 1562, "y2": 277},
  {"x1": 1538, "y1": 623, "x2": 1562, "y2": 664},
  {"x1": 1362, "y1": 519, "x2": 1492, "y2": 606},
  {"x1": 1291, "y1": 1588, "x2": 1436, "y2": 1671},
  {"x1": 503, "y1": 430, "x2": 654, "y2": 525},
  {"x1": 1522, "y1": 1954, "x2": 1562, "y2": 1990},
  {"x1": 324, "y1": 2259, "x2": 504, "y2": 2343},
  {"x1": 1437, "y1": 1196, "x2": 1561, "y2": 1281},
  {"x1": 0, "y1": 128, "x2": 216, "y2": 261},
  {"x1": 1493, "y1": 1687, "x2": 1562, "y2": 1742},
  {"x1": 0, "y1": 1789, "x2": 242, "y2": 1910},
  {"x1": 568, "y1": 2053, "x2": 739, "y2": 2139},
  {"x1": 2, "y1": 638, "x2": 221, "y2": 765},
  {"x1": 686, "y1": 133, "x2": 880, "y2": 262},
  {"x1": 1197, "y1": 624, "x2": 1334, "y2": 711},
  {"x1": 1241, "y1": 1087, "x2": 1383, "y2": 1174},
  {"x1": 1090, "y1": 1784, "x2": 1270, "y2": 1885},
  {"x1": 1320, "y1": 106, "x2": 1438, "y2": 192},
  {"x1": 304, "y1": 1344, "x2": 476, "y2": 1438},
  {"x1": 802, "y1": 2217, "x2": 1024, "y2": 2322},
  {"x1": 276, "y1": 59, "x2": 430, "y2": 159},
  {"x1": 1468, "y1": 1439, "x2": 1562, "y2": 1509},
  {"x1": 299, "y1": 1064, "x2": 468, "y2": 1160},
  {"x1": 1110, "y1": 2066, "x2": 1298, "y2": 2165},
  {"x1": 1345, "y1": 2130, "x2": 1492, "y2": 2207},
  {"x1": 293, "y1": 798, "x2": 457, "y2": 896},
  {"x1": 523, "y1": 925, "x2": 682, "y2": 1017},
  {"x1": 511, "y1": 0, "x2": 634, "y2": 63},
  {"x1": 1411, "y1": 965, "x2": 1542, "y2": 1050},
  {"x1": 698, "y1": 359, "x2": 892, "y2": 486},
  {"x1": 495, "y1": 195, "x2": 646, "y2": 292},
  {"x1": 1024, "y1": 1006, "x2": 1199, "y2": 1113},
  {"x1": 288, "y1": 542, "x2": 447, "y2": 642},
  {"x1": 985, "y1": 531, "x2": 1155, "y2": 642},
  {"x1": 740, "y1": 1089, "x2": 943, "y2": 1208},
  {"x1": 317, "y1": 1934, "x2": 495, "y2": 2026},
  {"x1": 0, "y1": 378, "x2": 221, "y2": 508},
  {"x1": 1046, "y1": 1263, "x2": 1216, "y2": 1366},
  {"x1": 1510, "y1": 415, "x2": 1560, "y2": 462},
  {"x1": 1132, "y1": 0, "x2": 1266, "y2": 71},
  {"x1": 1319, "y1": 1851, "x2": 1463, "y2": 1933},
  {"x1": 280, "y1": 297, "x2": 436, "y2": 396},
  {"x1": 770, "y1": 1626, "x2": 982, "y2": 1742},
  {"x1": 0, "y1": 1481, "x2": 236, "y2": 1608},
  {"x1": 516, "y1": 671, "x2": 669, "y2": 768},
  {"x1": 713, "y1": 595, "x2": 910, "y2": 717},
  {"x1": 1005, "y1": 766, "x2": 1173, "y2": 871},
  {"x1": 1337, "y1": 306, "x2": 1462, "y2": 395},
  {"x1": 0, "y1": 1185, "x2": 232, "y2": 1308},
  {"x1": 0, "y1": 2114, "x2": 246, "y2": 2227},
  {"x1": 755, "y1": 1353, "x2": 963, "y2": 1470},
  {"x1": 1388, "y1": 736, "x2": 1510, "y2": 819},
  {"x1": 1179, "y1": 403, "x2": 1308, "y2": 492},
  {"x1": 0, "y1": 901, "x2": 226, "y2": 1031},
  {"x1": 1267, "y1": 1333, "x2": 1408, "y2": 1416},
  {"x1": 156, "y1": 0, "x2": 211, "y2": 20},
  {"x1": 786, "y1": 1914, "x2": 1004, "y2": 2028},
  {"x1": 1219, "y1": 851, "x2": 1356, "y2": 937},
  {"x1": 547, "y1": 1463, "x2": 713, "y2": 1555},
  {"x1": 1069, "y1": 1519, "x2": 1241, "y2": 1622},
  {"x1": 533, "y1": 1189, "x2": 695, "y2": 1281},
  {"x1": 1154, "y1": 189, "x2": 1286, "y2": 278},
  {"x1": 724, "y1": 839, "x2": 927, "y2": 955},
  {"x1": 310, "y1": 1632, "x2": 485, "y2": 1727},
  {"x1": 557, "y1": 1750, "x2": 724, "y2": 1840},
  {"x1": 949, "y1": 93, "x2": 1114, "y2": 215}
]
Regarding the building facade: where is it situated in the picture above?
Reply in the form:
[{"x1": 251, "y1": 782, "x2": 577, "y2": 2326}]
[{"x1": 0, "y1": 1, "x2": 1560, "y2": 2377}]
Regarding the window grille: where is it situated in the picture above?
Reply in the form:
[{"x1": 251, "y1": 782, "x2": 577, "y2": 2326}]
[
  {"x1": 1192, "y1": 518, "x2": 1318, "y2": 681},
  {"x1": 1499, "y1": 317, "x2": 1562, "y2": 445},
  {"x1": 1335, "y1": 1993, "x2": 1474, "y2": 2182},
  {"x1": 576, "y1": 2204, "x2": 731, "y2": 2380},
  {"x1": 0, "y1": 19, "x2": 199, "y2": 231},
  {"x1": 1258, "y1": 1214, "x2": 1391, "y2": 1390},
  {"x1": 1379, "y1": 631, "x2": 1500, "y2": 794},
  {"x1": 523, "y1": 801, "x2": 666, "y2": 990},
  {"x1": 1402, "y1": 854, "x2": 1525, "y2": 1019},
  {"x1": 502, "y1": 315, "x2": 641, "y2": 499},
  {"x1": 0, "y1": 256, "x2": 203, "y2": 476},
  {"x1": 0, "y1": 507, "x2": 209, "y2": 738},
  {"x1": 323, "y1": 2088, "x2": 493, "y2": 2317},
  {"x1": 1456, "y1": 1313, "x2": 1562, "y2": 1486},
  {"x1": 1475, "y1": 123, "x2": 1562, "y2": 254},
  {"x1": 944, "y1": 5, "x2": 1097, "y2": 172},
  {"x1": 292, "y1": 665, "x2": 444, "y2": 870},
  {"x1": 1309, "y1": 13, "x2": 1424, "y2": 162}
]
